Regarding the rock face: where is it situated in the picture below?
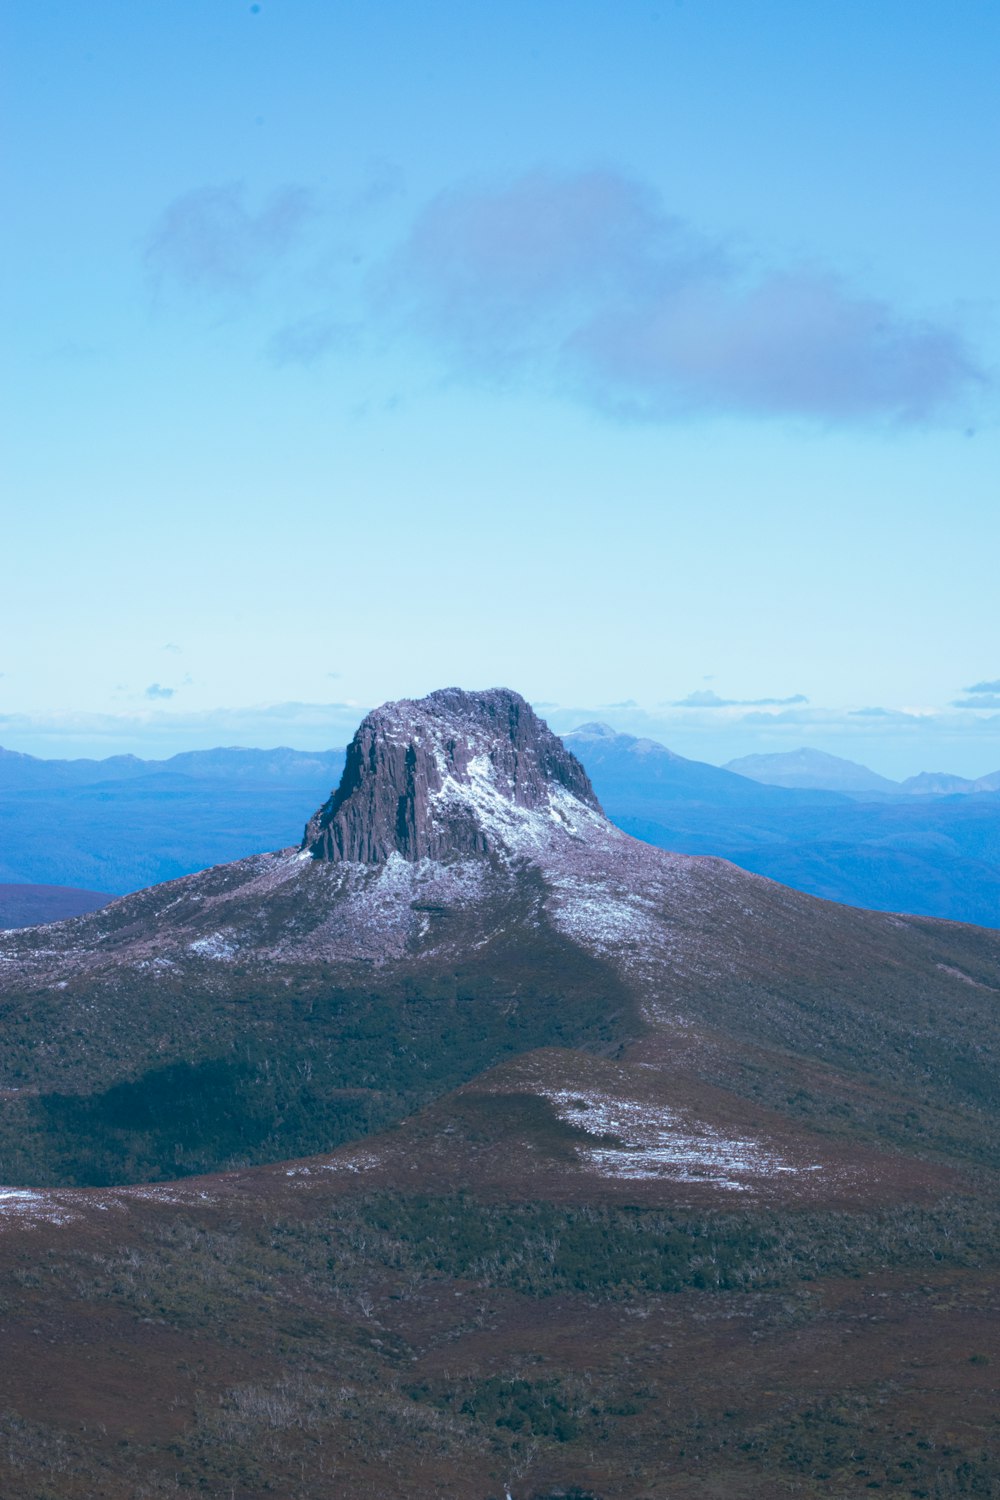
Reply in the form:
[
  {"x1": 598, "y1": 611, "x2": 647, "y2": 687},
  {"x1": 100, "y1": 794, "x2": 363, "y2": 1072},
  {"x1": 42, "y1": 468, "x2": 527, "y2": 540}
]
[{"x1": 302, "y1": 687, "x2": 602, "y2": 864}]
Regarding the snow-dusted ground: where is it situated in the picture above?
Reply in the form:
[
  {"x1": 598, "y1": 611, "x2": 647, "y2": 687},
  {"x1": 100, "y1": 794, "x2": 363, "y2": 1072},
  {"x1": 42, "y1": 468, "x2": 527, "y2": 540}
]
[
  {"x1": 0, "y1": 1187, "x2": 81, "y2": 1227},
  {"x1": 543, "y1": 1087, "x2": 821, "y2": 1191},
  {"x1": 0, "y1": 1180, "x2": 220, "y2": 1234},
  {"x1": 188, "y1": 931, "x2": 237, "y2": 960}
]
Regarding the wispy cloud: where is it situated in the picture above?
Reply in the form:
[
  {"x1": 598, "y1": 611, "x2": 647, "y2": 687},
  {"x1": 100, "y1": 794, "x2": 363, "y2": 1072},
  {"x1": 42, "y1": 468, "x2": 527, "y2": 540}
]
[
  {"x1": 953, "y1": 693, "x2": 1000, "y2": 710},
  {"x1": 144, "y1": 683, "x2": 175, "y2": 700},
  {"x1": 949, "y1": 678, "x2": 1000, "y2": 709},
  {"x1": 386, "y1": 168, "x2": 983, "y2": 425},
  {"x1": 145, "y1": 182, "x2": 314, "y2": 296},
  {"x1": 144, "y1": 167, "x2": 986, "y2": 425},
  {"x1": 673, "y1": 689, "x2": 808, "y2": 709},
  {"x1": 265, "y1": 315, "x2": 358, "y2": 368}
]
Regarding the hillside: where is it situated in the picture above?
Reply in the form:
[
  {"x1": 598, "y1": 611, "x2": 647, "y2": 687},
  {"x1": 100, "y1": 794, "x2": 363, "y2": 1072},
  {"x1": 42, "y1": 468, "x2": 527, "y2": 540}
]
[{"x1": 1, "y1": 687, "x2": 998, "y2": 1497}]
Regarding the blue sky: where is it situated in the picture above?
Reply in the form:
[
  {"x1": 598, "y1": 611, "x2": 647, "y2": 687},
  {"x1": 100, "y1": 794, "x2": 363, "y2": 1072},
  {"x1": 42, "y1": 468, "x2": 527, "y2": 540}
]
[{"x1": 3, "y1": 1, "x2": 999, "y2": 775}]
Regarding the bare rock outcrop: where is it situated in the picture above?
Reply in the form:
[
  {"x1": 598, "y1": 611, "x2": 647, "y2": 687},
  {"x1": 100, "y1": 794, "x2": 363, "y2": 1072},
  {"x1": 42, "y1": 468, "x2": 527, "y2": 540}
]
[{"x1": 301, "y1": 687, "x2": 602, "y2": 864}]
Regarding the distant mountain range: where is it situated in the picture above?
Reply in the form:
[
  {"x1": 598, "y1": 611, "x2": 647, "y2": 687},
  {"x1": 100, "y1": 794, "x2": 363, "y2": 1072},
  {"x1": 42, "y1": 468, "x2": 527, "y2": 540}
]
[
  {"x1": 2, "y1": 729, "x2": 999, "y2": 929},
  {"x1": 0, "y1": 742, "x2": 346, "y2": 790},
  {"x1": 725, "y1": 744, "x2": 1000, "y2": 796},
  {"x1": 0, "y1": 883, "x2": 111, "y2": 928},
  {"x1": 565, "y1": 727, "x2": 1000, "y2": 929},
  {"x1": 566, "y1": 723, "x2": 846, "y2": 807},
  {"x1": 0, "y1": 744, "x2": 347, "y2": 898}
]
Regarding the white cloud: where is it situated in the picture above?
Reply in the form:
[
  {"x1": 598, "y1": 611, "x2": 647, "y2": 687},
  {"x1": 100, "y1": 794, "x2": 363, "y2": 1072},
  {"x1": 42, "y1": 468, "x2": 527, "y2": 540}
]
[{"x1": 386, "y1": 168, "x2": 984, "y2": 425}]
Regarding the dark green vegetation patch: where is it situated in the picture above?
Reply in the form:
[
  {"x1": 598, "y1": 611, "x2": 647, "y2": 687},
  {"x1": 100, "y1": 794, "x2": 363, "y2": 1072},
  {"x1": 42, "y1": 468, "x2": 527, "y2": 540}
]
[{"x1": 1, "y1": 922, "x2": 636, "y2": 1186}]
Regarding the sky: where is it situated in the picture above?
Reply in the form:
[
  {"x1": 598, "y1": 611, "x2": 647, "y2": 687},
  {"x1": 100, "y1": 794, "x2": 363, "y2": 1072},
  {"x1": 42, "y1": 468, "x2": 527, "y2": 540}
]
[{"x1": 3, "y1": 0, "x2": 999, "y2": 776}]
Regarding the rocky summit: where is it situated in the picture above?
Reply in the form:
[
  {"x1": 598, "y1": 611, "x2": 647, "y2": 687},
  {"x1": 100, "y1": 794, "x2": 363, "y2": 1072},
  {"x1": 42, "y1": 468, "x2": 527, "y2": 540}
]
[{"x1": 301, "y1": 687, "x2": 601, "y2": 863}]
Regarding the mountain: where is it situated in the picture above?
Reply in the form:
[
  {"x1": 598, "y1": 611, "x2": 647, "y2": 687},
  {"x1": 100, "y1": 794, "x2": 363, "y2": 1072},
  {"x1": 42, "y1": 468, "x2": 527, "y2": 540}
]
[
  {"x1": 723, "y1": 746, "x2": 901, "y2": 794},
  {"x1": 0, "y1": 742, "x2": 346, "y2": 791},
  {"x1": 901, "y1": 770, "x2": 977, "y2": 795},
  {"x1": 0, "y1": 882, "x2": 112, "y2": 929},
  {"x1": 0, "y1": 744, "x2": 151, "y2": 789},
  {"x1": 0, "y1": 687, "x2": 998, "y2": 1498},
  {"x1": 573, "y1": 727, "x2": 1000, "y2": 928},
  {"x1": 725, "y1": 747, "x2": 1000, "y2": 799},
  {"x1": 4, "y1": 730, "x2": 999, "y2": 929},
  {"x1": 0, "y1": 685, "x2": 996, "y2": 1187},
  {"x1": 566, "y1": 723, "x2": 847, "y2": 807},
  {"x1": 306, "y1": 689, "x2": 602, "y2": 862},
  {"x1": 0, "y1": 745, "x2": 347, "y2": 892}
]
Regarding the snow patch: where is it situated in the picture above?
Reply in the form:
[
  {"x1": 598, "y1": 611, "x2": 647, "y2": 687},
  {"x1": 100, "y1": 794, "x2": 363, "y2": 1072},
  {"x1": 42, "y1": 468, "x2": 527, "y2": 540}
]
[
  {"x1": 188, "y1": 931, "x2": 237, "y2": 961},
  {"x1": 543, "y1": 1088, "x2": 817, "y2": 1190},
  {"x1": 0, "y1": 1187, "x2": 79, "y2": 1228}
]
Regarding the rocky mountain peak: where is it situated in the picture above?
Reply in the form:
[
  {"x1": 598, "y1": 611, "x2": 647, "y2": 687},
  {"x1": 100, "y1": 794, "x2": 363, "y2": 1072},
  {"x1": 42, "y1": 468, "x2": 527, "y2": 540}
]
[{"x1": 302, "y1": 687, "x2": 604, "y2": 864}]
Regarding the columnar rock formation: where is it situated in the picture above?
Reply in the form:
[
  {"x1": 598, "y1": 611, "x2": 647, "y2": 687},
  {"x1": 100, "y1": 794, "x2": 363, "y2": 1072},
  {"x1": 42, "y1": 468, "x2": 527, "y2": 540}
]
[{"x1": 301, "y1": 687, "x2": 602, "y2": 863}]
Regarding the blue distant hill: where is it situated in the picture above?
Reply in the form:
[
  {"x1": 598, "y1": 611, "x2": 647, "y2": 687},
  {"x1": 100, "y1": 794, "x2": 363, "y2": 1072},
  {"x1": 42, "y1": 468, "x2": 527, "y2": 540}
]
[
  {"x1": 565, "y1": 726, "x2": 1000, "y2": 929},
  {"x1": 0, "y1": 746, "x2": 346, "y2": 894}
]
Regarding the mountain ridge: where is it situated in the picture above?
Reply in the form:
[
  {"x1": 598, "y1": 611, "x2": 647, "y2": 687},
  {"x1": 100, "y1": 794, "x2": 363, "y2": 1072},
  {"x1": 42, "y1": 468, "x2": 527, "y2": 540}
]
[{"x1": 725, "y1": 744, "x2": 1000, "y2": 796}]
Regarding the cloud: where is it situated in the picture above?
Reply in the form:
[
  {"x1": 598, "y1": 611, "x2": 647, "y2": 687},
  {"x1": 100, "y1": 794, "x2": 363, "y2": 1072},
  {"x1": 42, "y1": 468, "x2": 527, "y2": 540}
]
[
  {"x1": 848, "y1": 706, "x2": 938, "y2": 721},
  {"x1": 144, "y1": 683, "x2": 175, "y2": 700},
  {"x1": 951, "y1": 679, "x2": 1000, "y2": 708},
  {"x1": 350, "y1": 158, "x2": 406, "y2": 215},
  {"x1": 953, "y1": 694, "x2": 1000, "y2": 710},
  {"x1": 673, "y1": 690, "x2": 809, "y2": 709},
  {"x1": 387, "y1": 168, "x2": 983, "y2": 424},
  {"x1": 145, "y1": 182, "x2": 314, "y2": 296},
  {"x1": 266, "y1": 315, "x2": 357, "y2": 368}
]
